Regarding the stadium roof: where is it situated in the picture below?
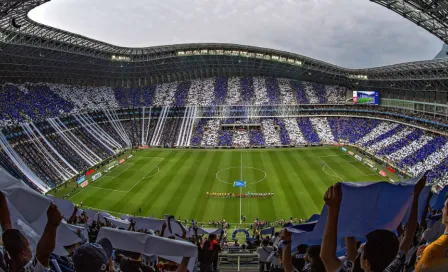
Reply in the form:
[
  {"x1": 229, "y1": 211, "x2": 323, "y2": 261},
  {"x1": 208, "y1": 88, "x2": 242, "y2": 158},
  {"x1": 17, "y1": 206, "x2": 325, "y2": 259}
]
[{"x1": 1, "y1": 0, "x2": 448, "y2": 93}]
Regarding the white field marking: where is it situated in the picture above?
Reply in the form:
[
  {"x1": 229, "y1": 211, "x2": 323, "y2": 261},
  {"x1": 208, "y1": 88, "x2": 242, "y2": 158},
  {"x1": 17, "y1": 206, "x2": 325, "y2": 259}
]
[
  {"x1": 322, "y1": 165, "x2": 341, "y2": 179},
  {"x1": 88, "y1": 186, "x2": 128, "y2": 193},
  {"x1": 318, "y1": 157, "x2": 344, "y2": 182},
  {"x1": 215, "y1": 166, "x2": 267, "y2": 185},
  {"x1": 127, "y1": 160, "x2": 164, "y2": 192},
  {"x1": 137, "y1": 156, "x2": 166, "y2": 159},
  {"x1": 70, "y1": 158, "x2": 164, "y2": 198},
  {"x1": 348, "y1": 162, "x2": 378, "y2": 176},
  {"x1": 317, "y1": 154, "x2": 352, "y2": 158},
  {"x1": 67, "y1": 188, "x2": 83, "y2": 200},
  {"x1": 348, "y1": 162, "x2": 369, "y2": 176},
  {"x1": 105, "y1": 162, "x2": 137, "y2": 178}
]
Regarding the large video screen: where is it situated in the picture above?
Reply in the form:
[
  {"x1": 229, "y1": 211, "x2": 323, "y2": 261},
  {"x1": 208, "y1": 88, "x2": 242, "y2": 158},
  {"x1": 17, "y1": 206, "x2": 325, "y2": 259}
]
[{"x1": 353, "y1": 91, "x2": 379, "y2": 105}]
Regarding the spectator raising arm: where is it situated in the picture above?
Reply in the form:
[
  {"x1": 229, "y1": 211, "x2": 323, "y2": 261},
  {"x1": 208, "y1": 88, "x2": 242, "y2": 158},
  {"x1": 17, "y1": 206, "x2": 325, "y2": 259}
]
[
  {"x1": 175, "y1": 257, "x2": 190, "y2": 272},
  {"x1": 176, "y1": 220, "x2": 187, "y2": 240},
  {"x1": 400, "y1": 174, "x2": 427, "y2": 253},
  {"x1": 67, "y1": 205, "x2": 78, "y2": 224},
  {"x1": 280, "y1": 229, "x2": 294, "y2": 272},
  {"x1": 36, "y1": 204, "x2": 63, "y2": 267},
  {"x1": 320, "y1": 183, "x2": 343, "y2": 272}
]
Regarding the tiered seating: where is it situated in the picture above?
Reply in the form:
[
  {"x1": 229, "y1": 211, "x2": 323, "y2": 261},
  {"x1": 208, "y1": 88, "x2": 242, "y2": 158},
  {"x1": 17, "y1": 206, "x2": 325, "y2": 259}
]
[
  {"x1": 290, "y1": 80, "x2": 309, "y2": 103},
  {"x1": 377, "y1": 130, "x2": 424, "y2": 156},
  {"x1": 0, "y1": 84, "x2": 73, "y2": 124},
  {"x1": 214, "y1": 77, "x2": 228, "y2": 105},
  {"x1": 200, "y1": 119, "x2": 220, "y2": 147},
  {"x1": 312, "y1": 83, "x2": 327, "y2": 104},
  {"x1": 265, "y1": 77, "x2": 281, "y2": 104},
  {"x1": 174, "y1": 81, "x2": 191, "y2": 107},
  {"x1": 275, "y1": 118, "x2": 290, "y2": 145},
  {"x1": 142, "y1": 86, "x2": 156, "y2": 106},
  {"x1": 297, "y1": 118, "x2": 320, "y2": 143},
  {"x1": 249, "y1": 129, "x2": 265, "y2": 146},
  {"x1": 232, "y1": 130, "x2": 250, "y2": 147},
  {"x1": 367, "y1": 127, "x2": 414, "y2": 154},
  {"x1": 427, "y1": 157, "x2": 448, "y2": 185},
  {"x1": 218, "y1": 130, "x2": 232, "y2": 146},
  {"x1": 362, "y1": 124, "x2": 404, "y2": 147},
  {"x1": 187, "y1": 78, "x2": 215, "y2": 106},
  {"x1": 357, "y1": 122, "x2": 399, "y2": 146},
  {"x1": 303, "y1": 82, "x2": 319, "y2": 104},
  {"x1": 225, "y1": 77, "x2": 241, "y2": 105},
  {"x1": 327, "y1": 117, "x2": 340, "y2": 141},
  {"x1": 277, "y1": 78, "x2": 296, "y2": 105},
  {"x1": 153, "y1": 82, "x2": 178, "y2": 106},
  {"x1": 240, "y1": 77, "x2": 255, "y2": 104},
  {"x1": 398, "y1": 136, "x2": 447, "y2": 169},
  {"x1": 386, "y1": 135, "x2": 433, "y2": 163},
  {"x1": 310, "y1": 117, "x2": 334, "y2": 144},
  {"x1": 284, "y1": 118, "x2": 307, "y2": 145},
  {"x1": 338, "y1": 118, "x2": 380, "y2": 143},
  {"x1": 50, "y1": 84, "x2": 117, "y2": 111},
  {"x1": 326, "y1": 85, "x2": 346, "y2": 104},
  {"x1": 408, "y1": 141, "x2": 448, "y2": 176},
  {"x1": 252, "y1": 77, "x2": 269, "y2": 105},
  {"x1": 262, "y1": 119, "x2": 281, "y2": 146}
]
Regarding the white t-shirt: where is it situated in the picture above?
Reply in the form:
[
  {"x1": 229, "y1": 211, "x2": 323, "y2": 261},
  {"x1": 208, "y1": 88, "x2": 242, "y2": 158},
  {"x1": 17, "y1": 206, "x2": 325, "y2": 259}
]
[
  {"x1": 256, "y1": 246, "x2": 274, "y2": 262},
  {"x1": 0, "y1": 247, "x2": 49, "y2": 272}
]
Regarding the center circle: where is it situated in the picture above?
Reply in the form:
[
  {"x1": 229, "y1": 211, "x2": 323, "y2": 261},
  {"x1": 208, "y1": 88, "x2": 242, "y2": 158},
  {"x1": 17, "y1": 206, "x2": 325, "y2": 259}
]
[{"x1": 215, "y1": 166, "x2": 267, "y2": 184}]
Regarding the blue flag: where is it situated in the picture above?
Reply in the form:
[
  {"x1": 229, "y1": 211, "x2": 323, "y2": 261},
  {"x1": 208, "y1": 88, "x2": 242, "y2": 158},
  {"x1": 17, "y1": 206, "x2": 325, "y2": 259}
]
[
  {"x1": 292, "y1": 178, "x2": 420, "y2": 247},
  {"x1": 430, "y1": 185, "x2": 448, "y2": 211}
]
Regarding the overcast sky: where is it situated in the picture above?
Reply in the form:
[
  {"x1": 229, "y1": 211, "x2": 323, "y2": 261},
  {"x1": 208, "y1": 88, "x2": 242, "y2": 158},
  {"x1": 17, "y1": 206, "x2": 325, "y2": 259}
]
[{"x1": 29, "y1": 0, "x2": 443, "y2": 69}]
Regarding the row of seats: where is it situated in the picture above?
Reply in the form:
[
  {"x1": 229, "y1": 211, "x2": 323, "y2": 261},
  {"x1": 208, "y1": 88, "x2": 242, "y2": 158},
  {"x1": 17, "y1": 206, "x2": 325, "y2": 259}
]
[{"x1": 2, "y1": 113, "x2": 448, "y2": 188}]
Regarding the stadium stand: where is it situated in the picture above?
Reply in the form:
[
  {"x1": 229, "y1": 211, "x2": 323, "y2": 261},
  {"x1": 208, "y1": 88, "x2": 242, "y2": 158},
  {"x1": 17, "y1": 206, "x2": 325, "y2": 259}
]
[
  {"x1": 262, "y1": 119, "x2": 282, "y2": 146},
  {"x1": 309, "y1": 118, "x2": 334, "y2": 144},
  {"x1": 0, "y1": 161, "x2": 446, "y2": 272},
  {"x1": 1, "y1": 77, "x2": 448, "y2": 190}
]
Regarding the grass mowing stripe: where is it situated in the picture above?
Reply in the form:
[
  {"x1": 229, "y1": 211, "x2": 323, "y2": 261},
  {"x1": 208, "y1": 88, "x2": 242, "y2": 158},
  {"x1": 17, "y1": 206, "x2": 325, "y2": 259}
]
[
  {"x1": 105, "y1": 150, "x2": 166, "y2": 214},
  {"x1": 284, "y1": 150, "x2": 320, "y2": 218},
  {"x1": 155, "y1": 151, "x2": 202, "y2": 217},
  {"x1": 267, "y1": 150, "x2": 307, "y2": 219},
  {"x1": 222, "y1": 151, "x2": 243, "y2": 223},
  {"x1": 252, "y1": 151, "x2": 277, "y2": 221},
  {"x1": 69, "y1": 147, "x2": 392, "y2": 223},
  {"x1": 121, "y1": 150, "x2": 184, "y2": 216},
  {"x1": 171, "y1": 151, "x2": 208, "y2": 218},
  {"x1": 191, "y1": 151, "x2": 220, "y2": 221}
]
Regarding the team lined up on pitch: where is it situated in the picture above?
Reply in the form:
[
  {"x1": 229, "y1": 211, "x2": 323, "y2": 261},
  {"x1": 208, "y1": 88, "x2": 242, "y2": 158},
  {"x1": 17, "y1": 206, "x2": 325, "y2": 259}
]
[{"x1": 206, "y1": 192, "x2": 274, "y2": 198}]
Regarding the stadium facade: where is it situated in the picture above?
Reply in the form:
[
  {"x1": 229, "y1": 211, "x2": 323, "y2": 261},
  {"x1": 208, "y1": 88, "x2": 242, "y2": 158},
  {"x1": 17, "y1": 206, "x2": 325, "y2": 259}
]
[{"x1": 0, "y1": 0, "x2": 448, "y2": 193}]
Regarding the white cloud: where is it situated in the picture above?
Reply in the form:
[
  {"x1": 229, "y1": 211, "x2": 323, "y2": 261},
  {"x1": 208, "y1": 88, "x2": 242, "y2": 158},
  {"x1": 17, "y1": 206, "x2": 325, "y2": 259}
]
[{"x1": 29, "y1": 0, "x2": 442, "y2": 68}]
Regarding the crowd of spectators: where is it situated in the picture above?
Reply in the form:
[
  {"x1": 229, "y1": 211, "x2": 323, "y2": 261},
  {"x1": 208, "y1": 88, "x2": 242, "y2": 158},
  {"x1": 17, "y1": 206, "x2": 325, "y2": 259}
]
[
  {"x1": 357, "y1": 122, "x2": 400, "y2": 147},
  {"x1": 297, "y1": 118, "x2": 320, "y2": 144},
  {"x1": 2, "y1": 79, "x2": 448, "y2": 189},
  {"x1": 252, "y1": 76, "x2": 270, "y2": 105},
  {"x1": 284, "y1": 118, "x2": 307, "y2": 145},
  {"x1": 365, "y1": 126, "x2": 412, "y2": 154},
  {"x1": 2, "y1": 162, "x2": 448, "y2": 272},
  {"x1": 262, "y1": 119, "x2": 282, "y2": 146},
  {"x1": 309, "y1": 118, "x2": 334, "y2": 144},
  {"x1": 200, "y1": 120, "x2": 220, "y2": 147}
]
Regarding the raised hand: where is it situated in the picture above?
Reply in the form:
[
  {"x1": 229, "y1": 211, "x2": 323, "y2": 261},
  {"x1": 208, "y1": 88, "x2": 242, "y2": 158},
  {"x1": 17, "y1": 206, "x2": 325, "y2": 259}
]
[
  {"x1": 324, "y1": 183, "x2": 342, "y2": 210},
  {"x1": 47, "y1": 204, "x2": 63, "y2": 227},
  {"x1": 414, "y1": 171, "x2": 429, "y2": 196}
]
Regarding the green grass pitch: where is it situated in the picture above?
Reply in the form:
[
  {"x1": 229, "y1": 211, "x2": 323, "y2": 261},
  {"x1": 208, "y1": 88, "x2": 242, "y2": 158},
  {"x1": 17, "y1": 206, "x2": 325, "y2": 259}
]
[{"x1": 64, "y1": 146, "x2": 396, "y2": 225}]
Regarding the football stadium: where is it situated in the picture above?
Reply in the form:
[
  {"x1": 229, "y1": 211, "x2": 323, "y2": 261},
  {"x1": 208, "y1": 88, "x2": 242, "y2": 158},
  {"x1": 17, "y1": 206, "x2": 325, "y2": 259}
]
[{"x1": 0, "y1": 0, "x2": 448, "y2": 271}]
